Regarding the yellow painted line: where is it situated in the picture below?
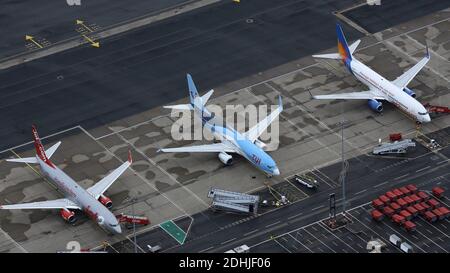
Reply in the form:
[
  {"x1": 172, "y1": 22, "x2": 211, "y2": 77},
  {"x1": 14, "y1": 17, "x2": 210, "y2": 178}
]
[
  {"x1": 81, "y1": 34, "x2": 100, "y2": 48},
  {"x1": 25, "y1": 35, "x2": 43, "y2": 49},
  {"x1": 76, "y1": 20, "x2": 94, "y2": 33}
]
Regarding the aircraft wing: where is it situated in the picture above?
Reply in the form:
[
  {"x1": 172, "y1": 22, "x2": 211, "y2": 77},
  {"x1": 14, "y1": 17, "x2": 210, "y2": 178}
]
[
  {"x1": 163, "y1": 104, "x2": 193, "y2": 111},
  {"x1": 0, "y1": 198, "x2": 80, "y2": 210},
  {"x1": 392, "y1": 50, "x2": 430, "y2": 89},
  {"x1": 245, "y1": 96, "x2": 283, "y2": 142},
  {"x1": 312, "y1": 90, "x2": 386, "y2": 100},
  {"x1": 87, "y1": 151, "x2": 132, "y2": 199},
  {"x1": 159, "y1": 143, "x2": 236, "y2": 153}
]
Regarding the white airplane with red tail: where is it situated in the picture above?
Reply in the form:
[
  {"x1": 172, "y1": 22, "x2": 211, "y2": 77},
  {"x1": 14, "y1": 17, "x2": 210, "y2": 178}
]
[{"x1": 0, "y1": 125, "x2": 132, "y2": 234}]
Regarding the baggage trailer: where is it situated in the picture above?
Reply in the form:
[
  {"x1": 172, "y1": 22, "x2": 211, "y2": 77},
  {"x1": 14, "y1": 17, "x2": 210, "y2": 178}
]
[
  {"x1": 372, "y1": 199, "x2": 384, "y2": 209},
  {"x1": 438, "y1": 207, "x2": 449, "y2": 219},
  {"x1": 399, "y1": 186, "x2": 411, "y2": 196},
  {"x1": 406, "y1": 184, "x2": 418, "y2": 193},
  {"x1": 417, "y1": 191, "x2": 430, "y2": 201},
  {"x1": 428, "y1": 198, "x2": 440, "y2": 209},
  {"x1": 403, "y1": 221, "x2": 416, "y2": 232},
  {"x1": 406, "y1": 206, "x2": 418, "y2": 217},
  {"x1": 424, "y1": 211, "x2": 437, "y2": 223},
  {"x1": 392, "y1": 214, "x2": 405, "y2": 225},
  {"x1": 383, "y1": 206, "x2": 395, "y2": 217},
  {"x1": 433, "y1": 208, "x2": 445, "y2": 220},
  {"x1": 399, "y1": 210, "x2": 412, "y2": 221},
  {"x1": 371, "y1": 209, "x2": 384, "y2": 221},
  {"x1": 432, "y1": 187, "x2": 445, "y2": 198},
  {"x1": 396, "y1": 198, "x2": 407, "y2": 208},
  {"x1": 390, "y1": 202, "x2": 401, "y2": 212},
  {"x1": 379, "y1": 195, "x2": 390, "y2": 204}
]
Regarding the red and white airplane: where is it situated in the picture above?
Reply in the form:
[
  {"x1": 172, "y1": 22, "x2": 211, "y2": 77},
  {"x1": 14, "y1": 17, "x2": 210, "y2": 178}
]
[{"x1": 0, "y1": 125, "x2": 132, "y2": 234}]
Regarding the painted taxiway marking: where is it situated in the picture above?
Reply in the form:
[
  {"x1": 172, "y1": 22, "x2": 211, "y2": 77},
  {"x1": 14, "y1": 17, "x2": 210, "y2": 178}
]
[
  {"x1": 311, "y1": 205, "x2": 325, "y2": 211},
  {"x1": 220, "y1": 237, "x2": 237, "y2": 245},
  {"x1": 416, "y1": 166, "x2": 431, "y2": 173},
  {"x1": 243, "y1": 229, "x2": 259, "y2": 236},
  {"x1": 288, "y1": 212, "x2": 304, "y2": 220},
  {"x1": 394, "y1": 173, "x2": 410, "y2": 180},
  {"x1": 373, "y1": 181, "x2": 389, "y2": 188},
  {"x1": 353, "y1": 189, "x2": 367, "y2": 196},
  {"x1": 199, "y1": 246, "x2": 214, "y2": 253},
  {"x1": 266, "y1": 221, "x2": 281, "y2": 228}
]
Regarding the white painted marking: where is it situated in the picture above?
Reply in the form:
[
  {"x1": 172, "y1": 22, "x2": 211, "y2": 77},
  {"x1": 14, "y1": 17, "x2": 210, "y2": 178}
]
[
  {"x1": 266, "y1": 221, "x2": 281, "y2": 228},
  {"x1": 288, "y1": 212, "x2": 304, "y2": 220},
  {"x1": 395, "y1": 173, "x2": 409, "y2": 180},
  {"x1": 354, "y1": 189, "x2": 367, "y2": 196},
  {"x1": 243, "y1": 229, "x2": 259, "y2": 236},
  {"x1": 312, "y1": 205, "x2": 325, "y2": 211},
  {"x1": 416, "y1": 166, "x2": 431, "y2": 173},
  {"x1": 220, "y1": 237, "x2": 237, "y2": 245}
]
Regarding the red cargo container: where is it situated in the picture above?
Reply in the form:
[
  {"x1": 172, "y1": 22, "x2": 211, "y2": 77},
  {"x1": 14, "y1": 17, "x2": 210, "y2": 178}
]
[
  {"x1": 403, "y1": 221, "x2": 416, "y2": 232},
  {"x1": 390, "y1": 133, "x2": 402, "y2": 142},
  {"x1": 432, "y1": 187, "x2": 445, "y2": 198},
  {"x1": 386, "y1": 191, "x2": 397, "y2": 201},
  {"x1": 417, "y1": 191, "x2": 430, "y2": 201},
  {"x1": 400, "y1": 210, "x2": 412, "y2": 220},
  {"x1": 433, "y1": 209, "x2": 444, "y2": 220},
  {"x1": 372, "y1": 199, "x2": 384, "y2": 208},
  {"x1": 392, "y1": 214, "x2": 405, "y2": 225},
  {"x1": 410, "y1": 194, "x2": 421, "y2": 204},
  {"x1": 406, "y1": 184, "x2": 418, "y2": 193},
  {"x1": 438, "y1": 207, "x2": 449, "y2": 219},
  {"x1": 428, "y1": 199, "x2": 440, "y2": 208},
  {"x1": 397, "y1": 198, "x2": 407, "y2": 208},
  {"x1": 393, "y1": 188, "x2": 404, "y2": 198},
  {"x1": 399, "y1": 186, "x2": 411, "y2": 196},
  {"x1": 371, "y1": 209, "x2": 384, "y2": 221},
  {"x1": 383, "y1": 206, "x2": 395, "y2": 217},
  {"x1": 404, "y1": 196, "x2": 414, "y2": 205},
  {"x1": 379, "y1": 195, "x2": 390, "y2": 204},
  {"x1": 390, "y1": 202, "x2": 401, "y2": 212},
  {"x1": 413, "y1": 203, "x2": 425, "y2": 214},
  {"x1": 424, "y1": 211, "x2": 437, "y2": 222},
  {"x1": 406, "y1": 206, "x2": 418, "y2": 217},
  {"x1": 420, "y1": 202, "x2": 431, "y2": 212}
]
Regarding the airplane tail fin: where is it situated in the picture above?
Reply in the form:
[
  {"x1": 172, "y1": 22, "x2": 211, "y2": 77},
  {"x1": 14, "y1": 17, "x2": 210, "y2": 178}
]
[
  {"x1": 313, "y1": 23, "x2": 360, "y2": 61},
  {"x1": 187, "y1": 73, "x2": 199, "y2": 105},
  {"x1": 163, "y1": 74, "x2": 214, "y2": 111},
  {"x1": 336, "y1": 23, "x2": 352, "y2": 62},
  {"x1": 7, "y1": 125, "x2": 60, "y2": 165}
]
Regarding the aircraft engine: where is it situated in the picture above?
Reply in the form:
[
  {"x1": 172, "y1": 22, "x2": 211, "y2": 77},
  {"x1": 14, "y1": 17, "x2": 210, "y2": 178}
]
[
  {"x1": 403, "y1": 87, "x2": 416, "y2": 98},
  {"x1": 98, "y1": 195, "x2": 113, "y2": 209},
  {"x1": 218, "y1": 152, "x2": 233, "y2": 166},
  {"x1": 367, "y1": 99, "x2": 383, "y2": 113},
  {"x1": 60, "y1": 208, "x2": 76, "y2": 223}
]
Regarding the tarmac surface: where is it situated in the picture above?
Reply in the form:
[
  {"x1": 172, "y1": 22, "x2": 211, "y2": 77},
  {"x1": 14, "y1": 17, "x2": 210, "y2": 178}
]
[
  {"x1": 0, "y1": 0, "x2": 192, "y2": 59},
  {"x1": 2, "y1": 0, "x2": 448, "y2": 152},
  {"x1": 0, "y1": 1, "x2": 450, "y2": 252}
]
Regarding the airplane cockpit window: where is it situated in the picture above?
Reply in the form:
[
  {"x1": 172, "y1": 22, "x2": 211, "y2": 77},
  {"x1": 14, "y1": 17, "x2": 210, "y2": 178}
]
[{"x1": 418, "y1": 111, "x2": 428, "y2": 115}]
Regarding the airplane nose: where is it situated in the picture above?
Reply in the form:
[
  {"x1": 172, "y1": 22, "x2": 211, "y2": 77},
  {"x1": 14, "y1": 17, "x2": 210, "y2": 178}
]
[
  {"x1": 425, "y1": 114, "x2": 431, "y2": 123},
  {"x1": 272, "y1": 167, "x2": 280, "y2": 176},
  {"x1": 114, "y1": 225, "x2": 122, "y2": 234}
]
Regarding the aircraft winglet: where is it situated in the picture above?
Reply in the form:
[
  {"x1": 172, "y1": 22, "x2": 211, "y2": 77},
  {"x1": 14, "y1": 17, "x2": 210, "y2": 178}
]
[{"x1": 128, "y1": 150, "x2": 133, "y2": 163}]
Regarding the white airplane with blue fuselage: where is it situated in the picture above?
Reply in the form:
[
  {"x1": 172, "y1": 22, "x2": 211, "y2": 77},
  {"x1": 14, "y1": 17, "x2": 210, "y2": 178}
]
[
  {"x1": 160, "y1": 74, "x2": 282, "y2": 177},
  {"x1": 312, "y1": 23, "x2": 431, "y2": 124}
]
